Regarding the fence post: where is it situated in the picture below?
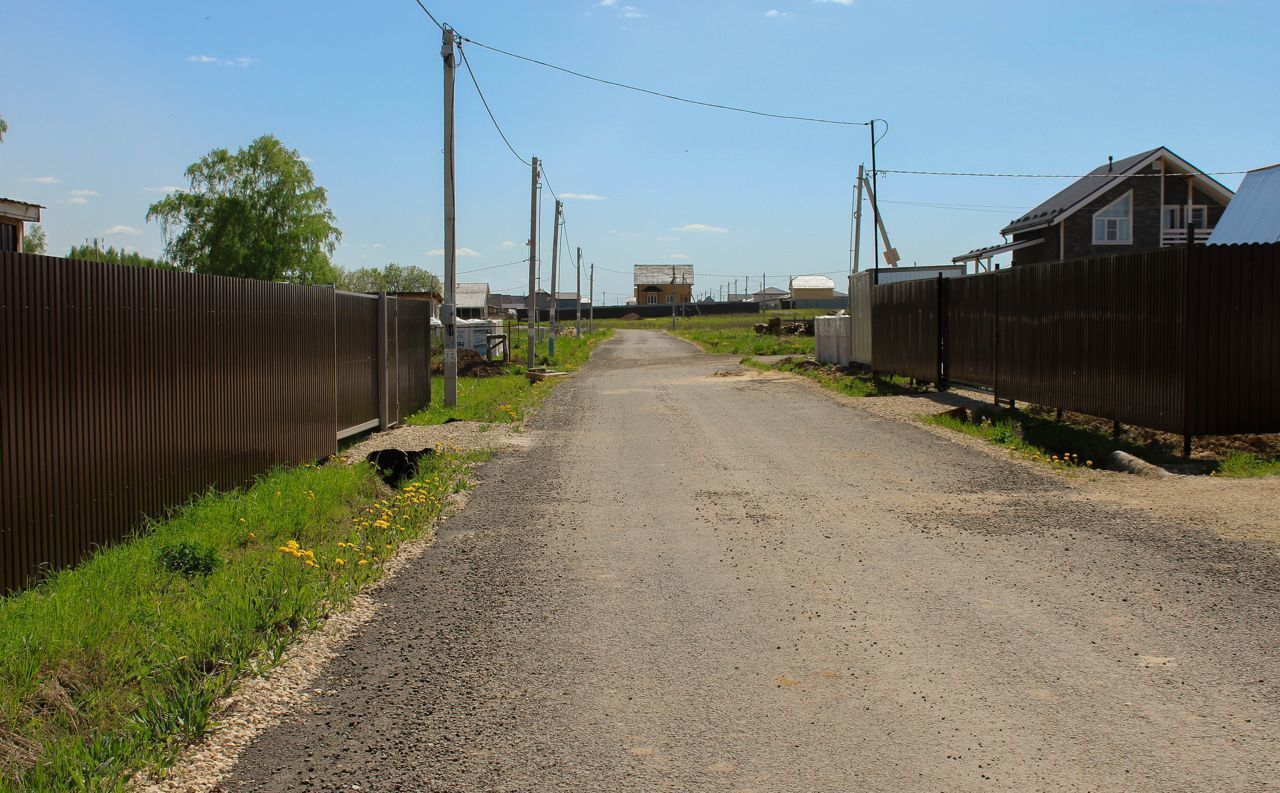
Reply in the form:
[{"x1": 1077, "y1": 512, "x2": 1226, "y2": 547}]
[
  {"x1": 1182, "y1": 222, "x2": 1196, "y2": 458},
  {"x1": 377, "y1": 291, "x2": 389, "y2": 431},
  {"x1": 936, "y1": 273, "x2": 947, "y2": 391}
]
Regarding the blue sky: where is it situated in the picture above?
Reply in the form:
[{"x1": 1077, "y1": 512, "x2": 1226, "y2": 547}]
[{"x1": 3, "y1": 0, "x2": 1276, "y2": 301}]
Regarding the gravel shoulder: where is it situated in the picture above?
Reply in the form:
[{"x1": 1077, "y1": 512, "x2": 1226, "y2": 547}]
[{"x1": 202, "y1": 329, "x2": 1278, "y2": 791}]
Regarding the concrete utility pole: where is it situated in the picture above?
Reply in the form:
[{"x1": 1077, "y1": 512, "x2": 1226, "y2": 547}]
[
  {"x1": 575, "y1": 247, "x2": 583, "y2": 337},
  {"x1": 588, "y1": 261, "x2": 594, "y2": 333},
  {"x1": 527, "y1": 157, "x2": 539, "y2": 369},
  {"x1": 852, "y1": 164, "x2": 864, "y2": 274},
  {"x1": 441, "y1": 26, "x2": 458, "y2": 407},
  {"x1": 548, "y1": 199, "x2": 562, "y2": 359}
]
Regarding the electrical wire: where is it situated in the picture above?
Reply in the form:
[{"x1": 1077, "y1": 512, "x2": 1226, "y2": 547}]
[
  {"x1": 411, "y1": 0, "x2": 444, "y2": 30},
  {"x1": 876, "y1": 168, "x2": 1249, "y2": 178},
  {"x1": 457, "y1": 257, "x2": 530, "y2": 275},
  {"x1": 457, "y1": 41, "x2": 531, "y2": 167},
  {"x1": 457, "y1": 35, "x2": 870, "y2": 127},
  {"x1": 877, "y1": 199, "x2": 1025, "y2": 214}
]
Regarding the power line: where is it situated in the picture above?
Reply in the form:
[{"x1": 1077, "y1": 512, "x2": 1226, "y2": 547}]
[
  {"x1": 877, "y1": 168, "x2": 1250, "y2": 179},
  {"x1": 457, "y1": 257, "x2": 529, "y2": 275},
  {"x1": 457, "y1": 41, "x2": 530, "y2": 167},
  {"x1": 458, "y1": 35, "x2": 869, "y2": 127},
  {"x1": 411, "y1": 0, "x2": 444, "y2": 30},
  {"x1": 877, "y1": 199, "x2": 1025, "y2": 214}
]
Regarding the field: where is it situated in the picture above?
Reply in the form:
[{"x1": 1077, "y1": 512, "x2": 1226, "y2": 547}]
[{"x1": 599, "y1": 310, "x2": 826, "y2": 355}]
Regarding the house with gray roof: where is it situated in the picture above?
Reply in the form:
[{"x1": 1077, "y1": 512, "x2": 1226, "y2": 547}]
[
  {"x1": 955, "y1": 147, "x2": 1234, "y2": 269},
  {"x1": 455, "y1": 282, "x2": 490, "y2": 318},
  {"x1": 633, "y1": 264, "x2": 693, "y2": 305}
]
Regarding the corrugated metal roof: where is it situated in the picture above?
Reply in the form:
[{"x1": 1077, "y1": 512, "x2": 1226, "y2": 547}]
[
  {"x1": 634, "y1": 264, "x2": 693, "y2": 285},
  {"x1": 455, "y1": 282, "x2": 489, "y2": 308},
  {"x1": 790, "y1": 275, "x2": 835, "y2": 290},
  {"x1": 1000, "y1": 147, "x2": 1234, "y2": 236},
  {"x1": 1207, "y1": 164, "x2": 1280, "y2": 245}
]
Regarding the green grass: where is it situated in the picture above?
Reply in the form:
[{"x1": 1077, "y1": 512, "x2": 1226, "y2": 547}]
[
  {"x1": 1215, "y1": 451, "x2": 1280, "y2": 478},
  {"x1": 924, "y1": 408, "x2": 1163, "y2": 472},
  {"x1": 597, "y1": 310, "x2": 823, "y2": 356},
  {"x1": 742, "y1": 356, "x2": 921, "y2": 397},
  {"x1": 408, "y1": 330, "x2": 612, "y2": 426},
  {"x1": 0, "y1": 452, "x2": 482, "y2": 791}
]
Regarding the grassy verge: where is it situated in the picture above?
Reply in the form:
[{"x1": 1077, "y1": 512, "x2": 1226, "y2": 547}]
[
  {"x1": 742, "y1": 356, "x2": 922, "y2": 397},
  {"x1": 926, "y1": 406, "x2": 1280, "y2": 478},
  {"x1": 674, "y1": 327, "x2": 813, "y2": 356},
  {"x1": 597, "y1": 310, "x2": 822, "y2": 356},
  {"x1": 0, "y1": 451, "x2": 482, "y2": 791},
  {"x1": 408, "y1": 330, "x2": 611, "y2": 426}
]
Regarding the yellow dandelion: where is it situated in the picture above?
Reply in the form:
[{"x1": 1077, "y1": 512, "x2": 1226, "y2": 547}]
[
  {"x1": 357, "y1": 559, "x2": 368, "y2": 566},
  {"x1": 305, "y1": 560, "x2": 317, "y2": 568},
  {"x1": 286, "y1": 539, "x2": 299, "y2": 549},
  {"x1": 334, "y1": 558, "x2": 346, "y2": 567},
  {"x1": 249, "y1": 532, "x2": 256, "y2": 541}
]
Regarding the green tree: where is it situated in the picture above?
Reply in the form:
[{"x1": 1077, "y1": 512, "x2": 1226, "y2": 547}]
[
  {"x1": 0, "y1": 115, "x2": 8, "y2": 142},
  {"x1": 337, "y1": 263, "x2": 442, "y2": 294},
  {"x1": 21, "y1": 224, "x2": 46, "y2": 254},
  {"x1": 67, "y1": 243, "x2": 171, "y2": 269},
  {"x1": 146, "y1": 135, "x2": 340, "y2": 284}
]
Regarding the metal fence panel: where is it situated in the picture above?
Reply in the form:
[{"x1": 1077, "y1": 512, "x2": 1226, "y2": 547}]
[
  {"x1": 942, "y1": 275, "x2": 995, "y2": 387},
  {"x1": 335, "y1": 291, "x2": 380, "y2": 437},
  {"x1": 1189, "y1": 242, "x2": 1280, "y2": 434},
  {"x1": 395, "y1": 298, "x2": 433, "y2": 421},
  {"x1": 871, "y1": 278, "x2": 939, "y2": 382},
  {"x1": 1, "y1": 252, "x2": 337, "y2": 593}
]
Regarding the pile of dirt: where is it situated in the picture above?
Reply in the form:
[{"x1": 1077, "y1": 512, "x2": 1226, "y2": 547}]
[
  {"x1": 754, "y1": 317, "x2": 815, "y2": 336},
  {"x1": 619, "y1": 312, "x2": 642, "y2": 321},
  {"x1": 430, "y1": 349, "x2": 509, "y2": 378}
]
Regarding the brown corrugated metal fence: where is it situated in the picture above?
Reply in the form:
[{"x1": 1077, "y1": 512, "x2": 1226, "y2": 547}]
[
  {"x1": 871, "y1": 242, "x2": 1280, "y2": 437},
  {"x1": 871, "y1": 277, "x2": 940, "y2": 382},
  {"x1": 1, "y1": 252, "x2": 432, "y2": 593}
]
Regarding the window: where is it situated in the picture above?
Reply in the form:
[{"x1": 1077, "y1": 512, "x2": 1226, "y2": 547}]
[
  {"x1": 1093, "y1": 191, "x2": 1133, "y2": 244},
  {"x1": 666, "y1": 294, "x2": 674, "y2": 304},
  {"x1": 1163, "y1": 205, "x2": 1207, "y2": 230},
  {"x1": 646, "y1": 294, "x2": 658, "y2": 305}
]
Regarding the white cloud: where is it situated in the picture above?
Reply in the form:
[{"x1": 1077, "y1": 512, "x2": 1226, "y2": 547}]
[
  {"x1": 65, "y1": 197, "x2": 90, "y2": 205},
  {"x1": 104, "y1": 225, "x2": 143, "y2": 236},
  {"x1": 663, "y1": 253, "x2": 692, "y2": 260},
  {"x1": 371, "y1": 243, "x2": 386, "y2": 249},
  {"x1": 71, "y1": 189, "x2": 98, "y2": 197},
  {"x1": 143, "y1": 185, "x2": 185, "y2": 193},
  {"x1": 672, "y1": 223, "x2": 728, "y2": 234},
  {"x1": 187, "y1": 54, "x2": 256, "y2": 67},
  {"x1": 561, "y1": 192, "x2": 607, "y2": 201},
  {"x1": 815, "y1": 0, "x2": 854, "y2": 5},
  {"x1": 498, "y1": 240, "x2": 522, "y2": 249},
  {"x1": 764, "y1": 9, "x2": 796, "y2": 18},
  {"x1": 426, "y1": 247, "x2": 481, "y2": 257},
  {"x1": 300, "y1": 155, "x2": 315, "y2": 164},
  {"x1": 620, "y1": 5, "x2": 644, "y2": 18},
  {"x1": 20, "y1": 176, "x2": 60, "y2": 184},
  {"x1": 596, "y1": 0, "x2": 618, "y2": 5},
  {"x1": 655, "y1": 236, "x2": 679, "y2": 241}
]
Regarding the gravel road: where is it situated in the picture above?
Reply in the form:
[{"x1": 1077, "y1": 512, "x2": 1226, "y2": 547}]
[{"x1": 222, "y1": 329, "x2": 1279, "y2": 792}]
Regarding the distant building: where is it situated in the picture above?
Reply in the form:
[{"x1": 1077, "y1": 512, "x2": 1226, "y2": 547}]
[
  {"x1": 1208, "y1": 163, "x2": 1280, "y2": 245},
  {"x1": 455, "y1": 282, "x2": 490, "y2": 319},
  {"x1": 788, "y1": 274, "x2": 836, "y2": 300},
  {"x1": 0, "y1": 198, "x2": 43, "y2": 252},
  {"x1": 634, "y1": 264, "x2": 693, "y2": 305},
  {"x1": 751, "y1": 286, "x2": 788, "y2": 309},
  {"x1": 955, "y1": 147, "x2": 1234, "y2": 270}
]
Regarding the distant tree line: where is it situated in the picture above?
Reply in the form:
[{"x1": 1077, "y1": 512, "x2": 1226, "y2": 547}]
[
  {"x1": 336, "y1": 263, "x2": 441, "y2": 295},
  {"x1": 66, "y1": 243, "x2": 171, "y2": 269}
]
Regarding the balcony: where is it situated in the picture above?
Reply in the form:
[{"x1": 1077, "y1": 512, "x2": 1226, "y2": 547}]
[{"x1": 1161, "y1": 227, "x2": 1213, "y2": 246}]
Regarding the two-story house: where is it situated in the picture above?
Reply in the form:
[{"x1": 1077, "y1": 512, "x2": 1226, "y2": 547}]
[{"x1": 955, "y1": 147, "x2": 1234, "y2": 269}]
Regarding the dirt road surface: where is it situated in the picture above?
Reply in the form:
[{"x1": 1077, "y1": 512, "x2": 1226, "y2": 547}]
[{"x1": 223, "y1": 330, "x2": 1279, "y2": 792}]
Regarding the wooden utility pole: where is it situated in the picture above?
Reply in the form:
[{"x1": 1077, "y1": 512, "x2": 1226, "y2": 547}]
[
  {"x1": 548, "y1": 199, "x2": 562, "y2": 359},
  {"x1": 588, "y1": 261, "x2": 594, "y2": 333},
  {"x1": 575, "y1": 247, "x2": 583, "y2": 337},
  {"x1": 527, "y1": 157, "x2": 539, "y2": 369},
  {"x1": 441, "y1": 26, "x2": 458, "y2": 407}
]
